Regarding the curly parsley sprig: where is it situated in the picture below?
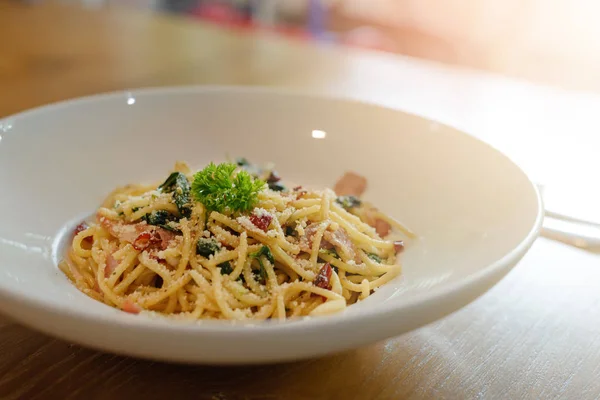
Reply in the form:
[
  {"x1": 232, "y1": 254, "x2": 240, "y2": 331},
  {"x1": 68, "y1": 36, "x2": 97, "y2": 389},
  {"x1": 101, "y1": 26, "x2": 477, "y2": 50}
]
[{"x1": 191, "y1": 162, "x2": 265, "y2": 213}]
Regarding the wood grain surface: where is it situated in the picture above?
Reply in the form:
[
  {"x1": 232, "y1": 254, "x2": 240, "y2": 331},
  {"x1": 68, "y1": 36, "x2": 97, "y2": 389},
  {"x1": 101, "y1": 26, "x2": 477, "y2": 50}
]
[{"x1": 1, "y1": 2, "x2": 600, "y2": 399}]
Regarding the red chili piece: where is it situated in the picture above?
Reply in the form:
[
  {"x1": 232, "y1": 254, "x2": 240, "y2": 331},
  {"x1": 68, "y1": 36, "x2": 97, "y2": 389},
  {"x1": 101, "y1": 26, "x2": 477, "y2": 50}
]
[
  {"x1": 73, "y1": 222, "x2": 93, "y2": 244},
  {"x1": 394, "y1": 240, "x2": 404, "y2": 254},
  {"x1": 314, "y1": 262, "x2": 333, "y2": 290},
  {"x1": 132, "y1": 231, "x2": 162, "y2": 251},
  {"x1": 291, "y1": 186, "x2": 307, "y2": 199},
  {"x1": 250, "y1": 213, "x2": 273, "y2": 232}
]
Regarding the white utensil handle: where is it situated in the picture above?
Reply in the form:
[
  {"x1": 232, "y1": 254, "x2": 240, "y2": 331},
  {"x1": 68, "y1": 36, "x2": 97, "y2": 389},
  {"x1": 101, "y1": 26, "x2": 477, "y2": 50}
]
[{"x1": 542, "y1": 216, "x2": 600, "y2": 251}]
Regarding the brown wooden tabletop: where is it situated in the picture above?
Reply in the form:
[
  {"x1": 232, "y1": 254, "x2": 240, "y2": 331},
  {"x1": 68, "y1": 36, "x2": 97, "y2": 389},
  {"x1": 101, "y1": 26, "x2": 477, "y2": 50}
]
[{"x1": 2, "y1": 1, "x2": 600, "y2": 399}]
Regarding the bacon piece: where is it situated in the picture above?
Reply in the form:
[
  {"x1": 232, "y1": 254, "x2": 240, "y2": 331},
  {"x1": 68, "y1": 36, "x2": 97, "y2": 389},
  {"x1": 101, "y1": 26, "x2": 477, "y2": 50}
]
[
  {"x1": 105, "y1": 253, "x2": 119, "y2": 278},
  {"x1": 132, "y1": 231, "x2": 162, "y2": 251},
  {"x1": 314, "y1": 263, "x2": 333, "y2": 290},
  {"x1": 155, "y1": 229, "x2": 176, "y2": 250},
  {"x1": 298, "y1": 223, "x2": 327, "y2": 253},
  {"x1": 320, "y1": 240, "x2": 334, "y2": 250},
  {"x1": 93, "y1": 280, "x2": 101, "y2": 294},
  {"x1": 250, "y1": 212, "x2": 273, "y2": 232},
  {"x1": 98, "y1": 216, "x2": 140, "y2": 243},
  {"x1": 299, "y1": 222, "x2": 360, "y2": 261},
  {"x1": 334, "y1": 172, "x2": 367, "y2": 197},
  {"x1": 374, "y1": 219, "x2": 392, "y2": 238},
  {"x1": 323, "y1": 228, "x2": 358, "y2": 262},
  {"x1": 394, "y1": 240, "x2": 404, "y2": 254},
  {"x1": 98, "y1": 215, "x2": 176, "y2": 250},
  {"x1": 362, "y1": 207, "x2": 392, "y2": 238},
  {"x1": 121, "y1": 300, "x2": 141, "y2": 314},
  {"x1": 73, "y1": 222, "x2": 93, "y2": 244}
]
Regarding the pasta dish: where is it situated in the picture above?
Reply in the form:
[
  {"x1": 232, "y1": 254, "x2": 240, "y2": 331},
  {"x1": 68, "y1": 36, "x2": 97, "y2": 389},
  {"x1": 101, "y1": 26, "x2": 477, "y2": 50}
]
[{"x1": 60, "y1": 159, "x2": 413, "y2": 320}]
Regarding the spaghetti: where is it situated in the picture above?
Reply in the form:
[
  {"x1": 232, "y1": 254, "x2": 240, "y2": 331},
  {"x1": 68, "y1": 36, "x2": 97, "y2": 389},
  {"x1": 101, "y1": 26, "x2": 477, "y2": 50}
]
[{"x1": 60, "y1": 160, "x2": 414, "y2": 320}]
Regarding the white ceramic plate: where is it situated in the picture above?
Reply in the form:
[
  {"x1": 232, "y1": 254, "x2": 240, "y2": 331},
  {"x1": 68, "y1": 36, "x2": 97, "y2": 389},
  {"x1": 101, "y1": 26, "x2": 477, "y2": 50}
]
[{"x1": 0, "y1": 87, "x2": 542, "y2": 364}]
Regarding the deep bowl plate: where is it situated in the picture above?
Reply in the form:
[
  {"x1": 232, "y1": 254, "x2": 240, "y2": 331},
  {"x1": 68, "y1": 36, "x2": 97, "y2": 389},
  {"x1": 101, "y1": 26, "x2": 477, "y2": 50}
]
[{"x1": 0, "y1": 86, "x2": 542, "y2": 364}]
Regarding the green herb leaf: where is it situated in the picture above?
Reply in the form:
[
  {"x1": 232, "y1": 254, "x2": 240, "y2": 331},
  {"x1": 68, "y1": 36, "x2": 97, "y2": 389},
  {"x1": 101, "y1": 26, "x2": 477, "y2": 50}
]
[
  {"x1": 319, "y1": 248, "x2": 340, "y2": 259},
  {"x1": 191, "y1": 162, "x2": 265, "y2": 213},
  {"x1": 236, "y1": 157, "x2": 250, "y2": 167},
  {"x1": 268, "y1": 182, "x2": 286, "y2": 192},
  {"x1": 218, "y1": 261, "x2": 233, "y2": 275},
  {"x1": 158, "y1": 172, "x2": 192, "y2": 218},
  {"x1": 367, "y1": 253, "x2": 383, "y2": 263},
  {"x1": 236, "y1": 157, "x2": 262, "y2": 177},
  {"x1": 249, "y1": 245, "x2": 274, "y2": 283},
  {"x1": 249, "y1": 245, "x2": 274, "y2": 264},
  {"x1": 285, "y1": 225, "x2": 297, "y2": 237},
  {"x1": 196, "y1": 238, "x2": 221, "y2": 258},
  {"x1": 317, "y1": 249, "x2": 339, "y2": 273},
  {"x1": 141, "y1": 210, "x2": 179, "y2": 232},
  {"x1": 336, "y1": 195, "x2": 362, "y2": 210},
  {"x1": 258, "y1": 261, "x2": 267, "y2": 282}
]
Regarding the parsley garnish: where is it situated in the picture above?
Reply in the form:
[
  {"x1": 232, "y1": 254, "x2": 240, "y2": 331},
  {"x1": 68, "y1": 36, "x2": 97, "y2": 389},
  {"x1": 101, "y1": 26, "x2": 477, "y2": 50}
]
[{"x1": 191, "y1": 162, "x2": 265, "y2": 213}]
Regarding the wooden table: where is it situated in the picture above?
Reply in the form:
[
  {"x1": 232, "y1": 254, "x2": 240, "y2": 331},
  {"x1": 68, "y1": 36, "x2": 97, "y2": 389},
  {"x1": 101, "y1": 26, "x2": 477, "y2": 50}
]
[{"x1": 2, "y1": 2, "x2": 600, "y2": 399}]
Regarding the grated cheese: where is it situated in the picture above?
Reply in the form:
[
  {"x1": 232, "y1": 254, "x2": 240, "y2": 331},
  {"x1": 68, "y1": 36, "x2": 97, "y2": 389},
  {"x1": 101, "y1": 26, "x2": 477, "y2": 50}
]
[{"x1": 253, "y1": 207, "x2": 270, "y2": 218}]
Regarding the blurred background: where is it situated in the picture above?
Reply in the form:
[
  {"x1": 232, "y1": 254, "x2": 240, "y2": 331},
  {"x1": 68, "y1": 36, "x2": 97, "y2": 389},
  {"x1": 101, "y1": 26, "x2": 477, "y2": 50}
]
[
  {"x1": 49, "y1": 0, "x2": 600, "y2": 91},
  {"x1": 3, "y1": 1, "x2": 600, "y2": 398}
]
